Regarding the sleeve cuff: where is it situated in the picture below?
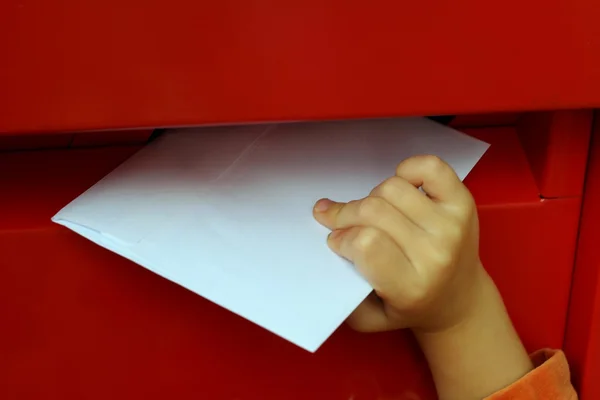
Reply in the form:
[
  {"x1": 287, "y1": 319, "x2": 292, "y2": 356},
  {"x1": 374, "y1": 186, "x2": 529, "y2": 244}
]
[{"x1": 485, "y1": 349, "x2": 578, "y2": 399}]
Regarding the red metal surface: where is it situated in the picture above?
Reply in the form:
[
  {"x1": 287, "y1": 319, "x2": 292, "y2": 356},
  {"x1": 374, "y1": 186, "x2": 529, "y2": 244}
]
[
  {"x1": 0, "y1": 146, "x2": 141, "y2": 231},
  {"x1": 2, "y1": 1, "x2": 600, "y2": 134},
  {"x1": 466, "y1": 128, "x2": 581, "y2": 352},
  {"x1": 0, "y1": 126, "x2": 582, "y2": 399},
  {"x1": 517, "y1": 111, "x2": 593, "y2": 198},
  {"x1": 565, "y1": 113, "x2": 600, "y2": 399}
]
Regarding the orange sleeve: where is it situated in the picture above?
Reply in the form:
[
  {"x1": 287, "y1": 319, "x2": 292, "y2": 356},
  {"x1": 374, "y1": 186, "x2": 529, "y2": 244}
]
[{"x1": 485, "y1": 349, "x2": 578, "y2": 399}]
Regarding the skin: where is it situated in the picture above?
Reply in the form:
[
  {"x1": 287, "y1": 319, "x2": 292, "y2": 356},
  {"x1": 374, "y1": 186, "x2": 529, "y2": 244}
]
[{"x1": 313, "y1": 155, "x2": 533, "y2": 400}]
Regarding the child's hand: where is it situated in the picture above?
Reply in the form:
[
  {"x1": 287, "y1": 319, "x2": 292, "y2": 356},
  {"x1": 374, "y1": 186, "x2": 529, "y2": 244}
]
[
  {"x1": 313, "y1": 155, "x2": 534, "y2": 399},
  {"x1": 313, "y1": 155, "x2": 483, "y2": 333}
]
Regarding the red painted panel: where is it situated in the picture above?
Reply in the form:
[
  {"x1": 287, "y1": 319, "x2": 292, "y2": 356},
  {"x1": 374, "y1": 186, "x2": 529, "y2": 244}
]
[
  {"x1": 565, "y1": 113, "x2": 600, "y2": 399},
  {"x1": 0, "y1": 146, "x2": 141, "y2": 231},
  {"x1": 517, "y1": 110, "x2": 593, "y2": 198},
  {"x1": 2, "y1": 1, "x2": 600, "y2": 134},
  {"x1": 0, "y1": 127, "x2": 581, "y2": 399}
]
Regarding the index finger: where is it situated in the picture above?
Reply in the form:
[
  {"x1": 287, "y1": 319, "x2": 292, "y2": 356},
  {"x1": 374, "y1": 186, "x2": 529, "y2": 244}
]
[
  {"x1": 395, "y1": 155, "x2": 467, "y2": 202},
  {"x1": 313, "y1": 197, "x2": 418, "y2": 251}
]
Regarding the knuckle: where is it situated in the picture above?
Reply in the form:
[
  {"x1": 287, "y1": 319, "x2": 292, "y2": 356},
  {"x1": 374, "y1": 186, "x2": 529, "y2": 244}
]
[
  {"x1": 352, "y1": 227, "x2": 380, "y2": 254},
  {"x1": 463, "y1": 193, "x2": 477, "y2": 213},
  {"x1": 357, "y1": 196, "x2": 386, "y2": 220},
  {"x1": 377, "y1": 177, "x2": 403, "y2": 199},
  {"x1": 420, "y1": 237, "x2": 455, "y2": 268},
  {"x1": 449, "y1": 193, "x2": 477, "y2": 219},
  {"x1": 443, "y1": 223, "x2": 464, "y2": 243},
  {"x1": 395, "y1": 156, "x2": 416, "y2": 175},
  {"x1": 421, "y1": 155, "x2": 448, "y2": 174},
  {"x1": 427, "y1": 248, "x2": 454, "y2": 269}
]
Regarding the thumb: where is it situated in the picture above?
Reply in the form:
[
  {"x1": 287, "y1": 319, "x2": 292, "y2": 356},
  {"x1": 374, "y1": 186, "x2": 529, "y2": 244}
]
[
  {"x1": 347, "y1": 293, "x2": 406, "y2": 332},
  {"x1": 313, "y1": 198, "x2": 346, "y2": 230}
]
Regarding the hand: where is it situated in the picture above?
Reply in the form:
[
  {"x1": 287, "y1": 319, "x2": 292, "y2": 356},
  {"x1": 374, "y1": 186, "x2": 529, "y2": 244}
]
[
  {"x1": 313, "y1": 155, "x2": 534, "y2": 400},
  {"x1": 313, "y1": 155, "x2": 483, "y2": 333}
]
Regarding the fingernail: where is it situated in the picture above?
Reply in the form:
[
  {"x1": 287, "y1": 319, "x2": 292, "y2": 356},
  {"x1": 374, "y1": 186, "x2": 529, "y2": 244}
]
[
  {"x1": 328, "y1": 230, "x2": 344, "y2": 240},
  {"x1": 314, "y1": 198, "x2": 333, "y2": 212}
]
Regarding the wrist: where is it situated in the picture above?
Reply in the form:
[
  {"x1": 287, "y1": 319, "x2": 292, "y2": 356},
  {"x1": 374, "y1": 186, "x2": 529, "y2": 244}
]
[
  {"x1": 413, "y1": 260, "x2": 491, "y2": 334},
  {"x1": 424, "y1": 264, "x2": 495, "y2": 332},
  {"x1": 413, "y1": 269, "x2": 533, "y2": 400},
  {"x1": 413, "y1": 268, "x2": 503, "y2": 343}
]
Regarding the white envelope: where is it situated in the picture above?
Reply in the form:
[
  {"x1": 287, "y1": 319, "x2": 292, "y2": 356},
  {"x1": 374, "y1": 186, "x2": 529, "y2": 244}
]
[{"x1": 53, "y1": 118, "x2": 489, "y2": 352}]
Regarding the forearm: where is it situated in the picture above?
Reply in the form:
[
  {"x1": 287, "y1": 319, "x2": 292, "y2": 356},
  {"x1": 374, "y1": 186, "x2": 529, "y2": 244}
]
[{"x1": 414, "y1": 269, "x2": 533, "y2": 400}]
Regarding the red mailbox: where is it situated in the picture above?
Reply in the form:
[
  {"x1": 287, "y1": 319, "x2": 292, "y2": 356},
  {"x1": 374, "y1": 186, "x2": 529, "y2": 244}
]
[{"x1": 2, "y1": 1, "x2": 600, "y2": 398}]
